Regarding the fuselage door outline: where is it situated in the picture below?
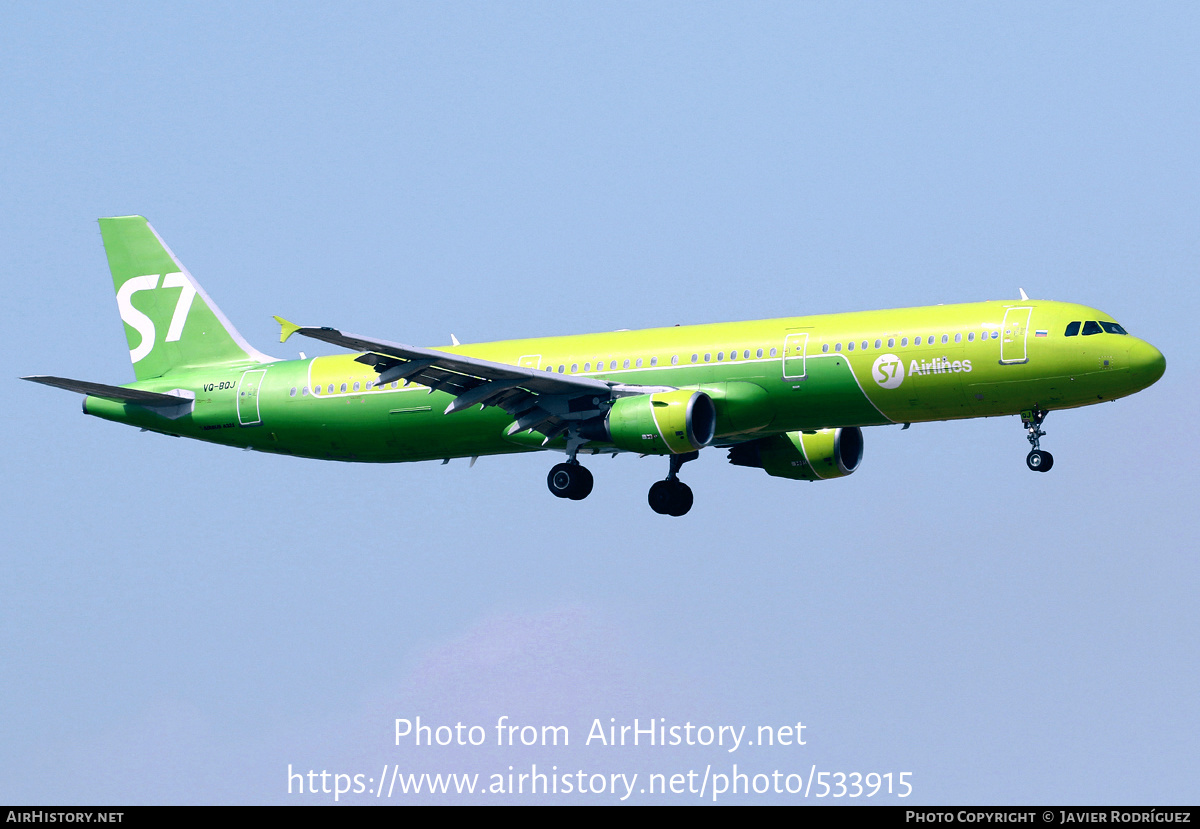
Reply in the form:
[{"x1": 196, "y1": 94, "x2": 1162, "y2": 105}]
[
  {"x1": 782, "y1": 332, "x2": 809, "y2": 381},
  {"x1": 1000, "y1": 307, "x2": 1033, "y2": 365},
  {"x1": 236, "y1": 369, "x2": 267, "y2": 426}
]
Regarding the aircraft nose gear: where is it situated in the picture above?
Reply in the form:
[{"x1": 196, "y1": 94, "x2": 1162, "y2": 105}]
[
  {"x1": 1021, "y1": 408, "x2": 1054, "y2": 473},
  {"x1": 648, "y1": 451, "x2": 698, "y2": 516},
  {"x1": 547, "y1": 461, "x2": 593, "y2": 500}
]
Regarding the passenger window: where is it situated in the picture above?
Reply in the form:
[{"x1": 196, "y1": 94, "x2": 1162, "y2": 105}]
[
  {"x1": 650, "y1": 357, "x2": 658, "y2": 366},
  {"x1": 671, "y1": 355, "x2": 679, "y2": 365},
  {"x1": 704, "y1": 353, "x2": 711, "y2": 362},
  {"x1": 327, "y1": 384, "x2": 334, "y2": 394},
  {"x1": 558, "y1": 365, "x2": 565, "y2": 373},
  {"x1": 941, "y1": 334, "x2": 949, "y2": 344},
  {"x1": 290, "y1": 387, "x2": 297, "y2": 397},
  {"x1": 716, "y1": 352, "x2": 723, "y2": 361},
  {"x1": 847, "y1": 342, "x2": 855, "y2": 351},
  {"x1": 571, "y1": 364, "x2": 578, "y2": 373},
  {"x1": 770, "y1": 348, "x2": 777, "y2": 356},
  {"x1": 635, "y1": 358, "x2": 643, "y2": 367},
  {"x1": 822, "y1": 343, "x2": 830, "y2": 353},
  {"x1": 1082, "y1": 321, "x2": 1102, "y2": 336},
  {"x1": 875, "y1": 339, "x2": 882, "y2": 349},
  {"x1": 756, "y1": 348, "x2": 764, "y2": 358},
  {"x1": 888, "y1": 338, "x2": 895, "y2": 348},
  {"x1": 353, "y1": 382, "x2": 360, "y2": 391},
  {"x1": 901, "y1": 337, "x2": 908, "y2": 347},
  {"x1": 584, "y1": 363, "x2": 590, "y2": 372},
  {"x1": 623, "y1": 359, "x2": 630, "y2": 368},
  {"x1": 302, "y1": 387, "x2": 309, "y2": 396},
  {"x1": 954, "y1": 333, "x2": 962, "y2": 343},
  {"x1": 341, "y1": 383, "x2": 348, "y2": 393},
  {"x1": 834, "y1": 343, "x2": 841, "y2": 352},
  {"x1": 1064, "y1": 321, "x2": 1080, "y2": 336},
  {"x1": 313, "y1": 385, "x2": 321, "y2": 395},
  {"x1": 391, "y1": 382, "x2": 398, "y2": 388},
  {"x1": 692, "y1": 354, "x2": 698, "y2": 363},
  {"x1": 728, "y1": 350, "x2": 736, "y2": 360},
  {"x1": 861, "y1": 341, "x2": 867, "y2": 351},
  {"x1": 967, "y1": 332, "x2": 974, "y2": 342},
  {"x1": 914, "y1": 336, "x2": 922, "y2": 345}
]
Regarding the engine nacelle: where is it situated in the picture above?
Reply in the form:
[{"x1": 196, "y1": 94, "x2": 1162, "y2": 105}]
[
  {"x1": 583, "y1": 389, "x2": 717, "y2": 454},
  {"x1": 727, "y1": 427, "x2": 863, "y2": 481}
]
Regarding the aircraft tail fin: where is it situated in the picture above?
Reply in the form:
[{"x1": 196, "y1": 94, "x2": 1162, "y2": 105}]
[{"x1": 99, "y1": 216, "x2": 275, "y2": 380}]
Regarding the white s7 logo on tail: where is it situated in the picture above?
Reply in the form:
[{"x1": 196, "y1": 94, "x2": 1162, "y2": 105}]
[{"x1": 116, "y1": 272, "x2": 197, "y2": 362}]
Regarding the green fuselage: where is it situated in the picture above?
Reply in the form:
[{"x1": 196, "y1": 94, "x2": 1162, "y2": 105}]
[{"x1": 83, "y1": 299, "x2": 1165, "y2": 463}]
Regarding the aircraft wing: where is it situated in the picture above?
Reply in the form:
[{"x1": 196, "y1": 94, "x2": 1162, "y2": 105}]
[{"x1": 276, "y1": 318, "x2": 651, "y2": 439}]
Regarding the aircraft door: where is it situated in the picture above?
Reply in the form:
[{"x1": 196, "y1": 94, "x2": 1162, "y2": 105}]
[
  {"x1": 236, "y1": 369, "x2": 267, "y2": 426},
  {"x1": 1000, "y1": 307, "x2": 1033, "y2": 364},
  {"x1": 518, "y1": 354, "x2": 542, "y2": 370},
  {"x1": 782, "y1": 332, "x2": 809, "y2": 380}
]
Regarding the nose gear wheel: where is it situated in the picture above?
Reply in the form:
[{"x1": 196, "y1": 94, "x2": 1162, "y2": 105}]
[{"x1": 1020, "y1": 408, "x2": 1053, "y2": 473}]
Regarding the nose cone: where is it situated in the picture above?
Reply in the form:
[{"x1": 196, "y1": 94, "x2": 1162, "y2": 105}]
[{"x1": 1128, "y1": 339, "x2": 1166, "y2": 390}]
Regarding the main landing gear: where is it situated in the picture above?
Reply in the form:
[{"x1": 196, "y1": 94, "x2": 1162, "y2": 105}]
[
  {"x1": 547, "y1": 431, "x2": 595, "y2": 501},
  {"x1": 1021, "y1": 408, "x2": 1054, "y2": 473},
  {"x1": 547, "y1": 461, "x2": 593, "y2": 500},
  {"x1": 648, "y1": 451, "x2": 698, "y2": 517},
  {"x1": 544, "y1": 445, "x2": 699, "y2": 516}
]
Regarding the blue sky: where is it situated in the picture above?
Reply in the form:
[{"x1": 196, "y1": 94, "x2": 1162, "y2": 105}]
[{"x1": 2, "y1": 2, "x2": 1197, "y2": 804}]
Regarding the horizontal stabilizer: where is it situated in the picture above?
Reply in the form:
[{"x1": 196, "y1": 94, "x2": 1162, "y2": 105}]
[{"x1": 21, "y1": 375, "x2": 191, "y2": 406}]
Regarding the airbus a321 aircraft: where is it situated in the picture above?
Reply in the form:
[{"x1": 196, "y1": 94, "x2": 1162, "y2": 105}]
[{"x1": 25, "y1": 217, "x2": 1166, "y2": 516}]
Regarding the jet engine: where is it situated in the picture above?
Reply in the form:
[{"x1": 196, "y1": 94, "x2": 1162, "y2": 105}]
[
  {"x1": 581, "y1": 389, "x2": 716, "y2": 454},
  {"x1": 727, "y1": 427, "x2": 863, "y2": 481}
]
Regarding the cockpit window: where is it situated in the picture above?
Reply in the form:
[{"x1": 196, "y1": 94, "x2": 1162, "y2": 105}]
[
  {"x1": 1064, "y1": 321, "x2": 1080, "y2": 337},
  {"x1": 1081, "y1": 320, "x2": 1102, "y2": 336},
  {"x1": 1099, "y1": 321, "x2": 1128, "y2": 335}
]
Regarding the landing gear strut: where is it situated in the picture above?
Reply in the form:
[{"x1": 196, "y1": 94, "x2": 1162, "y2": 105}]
[
  {"x1": 648, "y1": 451, "x2": 698, "y2": 516},
  {"x1": 1021, "y1": 408, "x2": 1054, "y2": 473}
]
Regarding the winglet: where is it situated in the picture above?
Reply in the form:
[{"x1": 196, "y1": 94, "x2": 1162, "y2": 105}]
[{"x1": 274, "y1": 315, "x2": 302, "y2": 344}]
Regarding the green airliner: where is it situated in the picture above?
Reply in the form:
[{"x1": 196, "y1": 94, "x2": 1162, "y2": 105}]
[{"x1": 25, "y1": 216, "x2": 1166, "y2": 516}]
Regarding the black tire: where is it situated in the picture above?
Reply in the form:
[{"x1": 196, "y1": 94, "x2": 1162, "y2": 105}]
[
  {"x1": 1026, "y1": 450, "x2": 1048, "y2": 472},
  {"x1": 647, "y1": 480, "x2": 673, "y2": 514},
  {"x1": 1039, "y1": 451, "x2": 1054, "y2": 472},
  {"x1": 567, "y1": 464, "x2": 594, "y2": 500},
  {"x1": 547, "y1": 463, "x2": 576, "y2": 498},
  {"x1": 667, "y1": 481, "x2": 694, "y2": 516}
]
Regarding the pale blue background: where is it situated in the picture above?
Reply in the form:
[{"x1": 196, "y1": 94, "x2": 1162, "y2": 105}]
[{"x1": 2, "y1": 2, "x2": 1197, "y2": 805}]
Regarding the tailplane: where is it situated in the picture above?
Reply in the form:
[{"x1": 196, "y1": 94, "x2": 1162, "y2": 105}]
[{"x1": 99, "y1": 216, "x2": 274, "y2": 380}]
